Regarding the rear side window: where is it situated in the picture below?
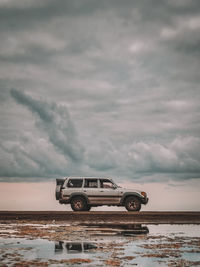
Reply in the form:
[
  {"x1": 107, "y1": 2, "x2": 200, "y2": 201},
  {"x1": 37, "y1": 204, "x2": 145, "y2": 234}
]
[
  {"x1": 67, "y1": 179, "x2": 83, "y2": 188},
  {"x1": 84, "y1": 179, "x2": 98, "y2": 188}
]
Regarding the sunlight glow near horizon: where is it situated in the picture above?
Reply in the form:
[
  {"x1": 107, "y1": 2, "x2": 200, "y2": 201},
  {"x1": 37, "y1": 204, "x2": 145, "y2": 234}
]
[{"x1": 1, "y1": 180, "x2": 199, "y2": 211}]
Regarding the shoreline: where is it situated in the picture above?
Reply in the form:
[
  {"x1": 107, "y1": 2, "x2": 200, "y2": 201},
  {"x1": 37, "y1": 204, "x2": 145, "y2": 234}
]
[{"x1": 0, "y1": 211, "x2": 200, "y2": 224}]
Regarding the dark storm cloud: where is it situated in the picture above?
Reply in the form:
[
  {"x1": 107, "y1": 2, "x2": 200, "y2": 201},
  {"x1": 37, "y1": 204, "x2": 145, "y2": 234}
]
[
  {"x1": 0, "y1": 1, "x2": 200, "y2": 182},
  {"x1": 10, "y1": 89, "x2": 84, "y2": 162},
  {"x1": 0, "y1": 90, "x2": 199, "y2": 182},
  {"x1": 0, "y1": 0, "x2": 105, "y2": 31},
  {"x1": 0, "y1": 130, "x2": 79, "y2": 180}
]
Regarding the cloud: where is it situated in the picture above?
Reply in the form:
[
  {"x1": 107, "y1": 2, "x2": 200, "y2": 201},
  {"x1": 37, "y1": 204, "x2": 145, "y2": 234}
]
[
  {"x1": 83, "y1": 136, "x2": 200, "y2": 182},
  {"x1": 0, "y1": 89, "x2": 198, "y2": 182},
  {"x1": 126, "y1": 137, "x2": 200, "y2": 175},
  {"x1": 0, "y1": 134, "x2": 68, "y2": 178},
  {"x1": 10, "y1": 89, "x2": 84, "y2": 163},
  {"x1": 86, "y1": 140, "x2": 117, "y2": 171}
]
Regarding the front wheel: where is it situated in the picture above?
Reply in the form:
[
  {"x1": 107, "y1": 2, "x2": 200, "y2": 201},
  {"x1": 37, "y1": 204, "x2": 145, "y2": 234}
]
[
  {"x1": 71, "y1": 197, "x2": 87, "y2": 211},
  {"x1": 85, "y1": 205, "x2": 91, "y2": 211},
  {"x1": 125, "y1": 196, "x2": 141, "y2": 211}
]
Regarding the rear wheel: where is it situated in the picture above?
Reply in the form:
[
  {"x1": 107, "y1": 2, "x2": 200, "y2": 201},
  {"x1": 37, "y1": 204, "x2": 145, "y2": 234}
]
[
  {"x1": 125, "y1": 196, "x2": 141, "y2": 211},
  {"x1": 71, "y1": 196, "x2": 87, "y2": 211}
]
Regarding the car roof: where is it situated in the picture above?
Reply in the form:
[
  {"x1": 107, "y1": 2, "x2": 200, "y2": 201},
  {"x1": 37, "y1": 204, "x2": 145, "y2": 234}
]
[{"x1": 66, "y1": 177, "x2": 112, "y2": 180}]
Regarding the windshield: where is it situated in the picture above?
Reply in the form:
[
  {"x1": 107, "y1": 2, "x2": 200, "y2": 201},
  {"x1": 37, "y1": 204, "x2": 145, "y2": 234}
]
[{"x1": 110, "y1": 179, "x2": 120, "y2": 188}]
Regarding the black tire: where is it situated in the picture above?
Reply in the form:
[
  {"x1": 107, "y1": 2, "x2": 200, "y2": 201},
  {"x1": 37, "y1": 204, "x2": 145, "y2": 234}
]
[
  {"x1": 125, "y1": 196, "x2": 141, "y2": 211},
  {"x1": 85, "y1": 205, "x2": 91, "y2": 211},
  {"x1": 70, "y1": 196, "x2": 87, "y2": 211}
]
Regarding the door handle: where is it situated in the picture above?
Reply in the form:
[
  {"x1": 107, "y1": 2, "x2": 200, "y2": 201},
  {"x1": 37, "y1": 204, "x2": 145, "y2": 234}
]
[{"x1": 100, "y1": 190, "x2": 104, "y2": 192}]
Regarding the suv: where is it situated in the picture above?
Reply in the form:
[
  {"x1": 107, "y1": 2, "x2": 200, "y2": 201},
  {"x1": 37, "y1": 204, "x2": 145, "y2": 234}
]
[{"x1": 55, "y1": 177, "x2": 148, "y2": 211}]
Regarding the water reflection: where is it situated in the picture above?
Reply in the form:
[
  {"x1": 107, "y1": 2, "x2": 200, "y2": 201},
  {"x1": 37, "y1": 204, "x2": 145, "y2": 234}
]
[
  {"x1": 55, "y1": 241, "x2": 97, "y2": 254},
  {"x1": 54, "y1": 225, "x2": 149, "y2": 254},
  {"x1": 1, "y1": 224, "x2": 199, "y2": 266},
  {"x1": 82, "y1": 223, "x2": 149, "y2": 236}
]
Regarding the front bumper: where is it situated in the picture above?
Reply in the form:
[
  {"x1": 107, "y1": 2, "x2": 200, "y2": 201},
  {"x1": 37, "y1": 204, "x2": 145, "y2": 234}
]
[{"x1": 141, "y1": 197, "x2": 149, "y2": 205}]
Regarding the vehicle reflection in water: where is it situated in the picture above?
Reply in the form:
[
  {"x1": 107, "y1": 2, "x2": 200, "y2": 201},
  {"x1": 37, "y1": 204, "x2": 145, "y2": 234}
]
[
  {"x1": 82, "y1": 223, "x2": 149, "y2": 236},
  {"x1": 55, "y1": 241, "x2": 97, "y2": 254},
  {"x1": 55, "y1": 224, "x2": 149, "y2": 254}
]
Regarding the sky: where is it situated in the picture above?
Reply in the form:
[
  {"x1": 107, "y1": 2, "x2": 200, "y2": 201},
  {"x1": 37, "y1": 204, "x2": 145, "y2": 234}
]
[{"x1": 0, "y1": 0, "x2": 200, "y2": 210}]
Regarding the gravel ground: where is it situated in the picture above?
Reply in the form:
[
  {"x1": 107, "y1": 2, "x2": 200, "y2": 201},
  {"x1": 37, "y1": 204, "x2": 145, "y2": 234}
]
[{"x1": 1, "y1": 211, "x2": 200, "y2": 223}]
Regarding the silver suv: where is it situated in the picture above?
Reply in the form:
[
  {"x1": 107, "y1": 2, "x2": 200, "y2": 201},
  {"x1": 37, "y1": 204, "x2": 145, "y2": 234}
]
[{"x1": 55, "y1": 177, "x2": 148, "y2": 211}]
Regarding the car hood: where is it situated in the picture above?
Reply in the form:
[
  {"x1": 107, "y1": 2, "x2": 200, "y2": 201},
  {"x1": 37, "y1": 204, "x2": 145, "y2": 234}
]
[{"x1": 118, "y1": 187, "x2": 143, "y2": 195}]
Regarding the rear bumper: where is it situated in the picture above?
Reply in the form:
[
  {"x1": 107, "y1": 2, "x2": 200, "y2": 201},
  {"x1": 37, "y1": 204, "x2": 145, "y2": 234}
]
[{"x1": 59, "y1": 199, "x2": 69, "y2": 204}]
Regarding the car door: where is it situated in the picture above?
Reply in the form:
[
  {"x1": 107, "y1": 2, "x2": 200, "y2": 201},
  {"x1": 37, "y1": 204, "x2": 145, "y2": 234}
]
[
  {"x1": 97, "y1": 179, "x2": 120, "y2": 205},
  {"x1": 82, "y1": 178, "x2": 100, "y2": 204}
]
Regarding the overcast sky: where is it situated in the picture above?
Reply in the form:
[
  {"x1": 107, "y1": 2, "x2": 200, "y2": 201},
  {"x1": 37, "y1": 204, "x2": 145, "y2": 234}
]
[{"x1": 1, "y1": 0, "x2": 200, "y2": 184}]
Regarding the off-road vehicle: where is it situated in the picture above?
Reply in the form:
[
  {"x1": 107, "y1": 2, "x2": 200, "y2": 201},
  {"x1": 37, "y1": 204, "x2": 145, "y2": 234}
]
[{"x1": 55, "y1": 177, "x2": 148, "y2": 211}]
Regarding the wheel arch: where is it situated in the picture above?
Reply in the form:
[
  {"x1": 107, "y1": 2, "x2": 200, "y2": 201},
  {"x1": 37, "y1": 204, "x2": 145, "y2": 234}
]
[
  {"x1": 120, "y1": 193, "x2": 142, "y2": 205},
  {"x1": 69, "y1": 193, "x2": 89, "y2": 204}
]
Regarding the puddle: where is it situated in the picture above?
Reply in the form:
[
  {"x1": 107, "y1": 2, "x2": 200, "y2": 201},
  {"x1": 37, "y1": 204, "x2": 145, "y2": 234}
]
[
  {"x1": 148, "y1": 224, "x2": 200, "y2": 237},
  {"x1": 0, "y1": 222, "x2": 200, "y2": 266},
  {"x1": 55, "y1": 241, "x2": 97, "y2": 254}
]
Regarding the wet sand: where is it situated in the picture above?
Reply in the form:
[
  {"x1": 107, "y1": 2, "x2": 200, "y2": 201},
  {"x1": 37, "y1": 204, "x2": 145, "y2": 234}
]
[
  {"x1": 0, "y1": 211, "x2": 200, "y2": 223},
  {"x1": 0, "y1": 221, "x2": 200, "y2": 266}
]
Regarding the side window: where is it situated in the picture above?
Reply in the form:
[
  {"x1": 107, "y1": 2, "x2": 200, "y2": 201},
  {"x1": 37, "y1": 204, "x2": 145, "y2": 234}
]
[
  {"x1": 100, "y1": 179, "x2": 114, "y2": 189},
  {"x1": 84, "y1": 179, "x2": 98, "y2": 188},
  {"x1": 67, "y1": 179, "x2": 83, "y2": 188}
]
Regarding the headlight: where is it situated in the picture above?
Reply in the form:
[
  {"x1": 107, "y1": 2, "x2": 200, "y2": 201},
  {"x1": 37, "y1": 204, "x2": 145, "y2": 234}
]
[{"x1": 141, "y1": 191, "x2": 147, "y2": 198}]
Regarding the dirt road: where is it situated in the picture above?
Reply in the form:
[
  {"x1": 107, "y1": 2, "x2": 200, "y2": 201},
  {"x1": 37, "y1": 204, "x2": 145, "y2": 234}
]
[{"x1": 0, "y1": 211, "x2": 200, "y2": 223}]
